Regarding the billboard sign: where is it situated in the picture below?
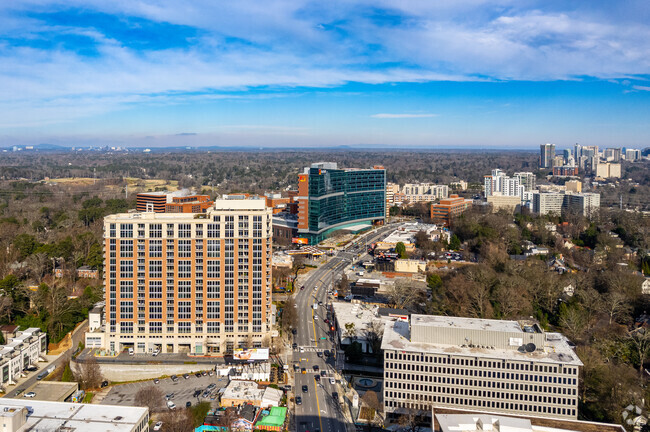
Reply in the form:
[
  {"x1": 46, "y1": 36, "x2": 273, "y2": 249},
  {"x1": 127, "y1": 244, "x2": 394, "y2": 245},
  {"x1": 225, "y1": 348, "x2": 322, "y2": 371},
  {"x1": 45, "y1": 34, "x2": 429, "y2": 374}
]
[
  {"x1": 292, "y1": 237, "x2": 309, "y2": 244},
  {"x1": 233, "y1": 348, "x2": 269, "y2": 361}
]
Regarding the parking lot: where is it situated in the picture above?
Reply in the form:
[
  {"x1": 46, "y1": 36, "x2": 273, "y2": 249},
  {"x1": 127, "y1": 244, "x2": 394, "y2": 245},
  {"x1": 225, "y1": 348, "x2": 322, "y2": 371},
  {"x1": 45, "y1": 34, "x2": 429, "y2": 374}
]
[{"x1": 101, "y1": 372, "x2": 229, "y2": 408}]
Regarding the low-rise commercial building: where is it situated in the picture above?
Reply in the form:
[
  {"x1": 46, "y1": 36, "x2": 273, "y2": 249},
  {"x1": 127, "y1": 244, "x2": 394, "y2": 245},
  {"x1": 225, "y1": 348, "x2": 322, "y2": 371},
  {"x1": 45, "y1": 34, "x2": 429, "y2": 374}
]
[
  {"x1": 382, "y1": 315, "x2": 582, "y2": 421},
  {"x1": 487, "y1": 195, "x2": 522, "y2": 212},
  {"x1": 0, "y1": 328, "x2": 47, "y2": 388},
  {"x1": 220, "y1": 380, "x2": 282, "y2": 408},
  {"x1": 0, "y1": 399, "x2": 149, "y2": 432}
]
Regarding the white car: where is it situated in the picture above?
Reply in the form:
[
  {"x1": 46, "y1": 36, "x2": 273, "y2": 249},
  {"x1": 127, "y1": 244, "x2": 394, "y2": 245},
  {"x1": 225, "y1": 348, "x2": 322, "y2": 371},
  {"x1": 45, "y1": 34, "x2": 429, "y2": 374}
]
[
  {"x1": 299, "y1": 347, "x2": 305, "y2": 353},
  {"x1": 167, "y1": 401, "x2": 176, "y2": 409},
  {"x1": 152, "y1": 349, "x2": 160, "y2": 356},
  {"x1": 24, "y1": 392, "x2": 36, "y2": 398},
  {"x1": 153, "y1": 421, "x2": 163, "y2": 431},
  {"x1": 330, "y1": 378, "x2": 336, "y2": 385}
]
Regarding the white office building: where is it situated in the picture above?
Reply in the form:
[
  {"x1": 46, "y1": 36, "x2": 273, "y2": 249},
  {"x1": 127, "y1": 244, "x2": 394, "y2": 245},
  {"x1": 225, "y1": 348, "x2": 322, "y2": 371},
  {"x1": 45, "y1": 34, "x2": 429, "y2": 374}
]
[{"x1": 382, "y1": 315, "x2": 582, "y2": 421}]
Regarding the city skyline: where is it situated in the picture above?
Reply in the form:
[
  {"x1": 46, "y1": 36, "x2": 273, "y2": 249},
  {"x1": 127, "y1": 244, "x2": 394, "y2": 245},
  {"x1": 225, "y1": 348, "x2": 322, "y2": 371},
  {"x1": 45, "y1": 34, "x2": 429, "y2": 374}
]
[{"x1": 1, "y1": 1, "x2": 650, "y2": 148}]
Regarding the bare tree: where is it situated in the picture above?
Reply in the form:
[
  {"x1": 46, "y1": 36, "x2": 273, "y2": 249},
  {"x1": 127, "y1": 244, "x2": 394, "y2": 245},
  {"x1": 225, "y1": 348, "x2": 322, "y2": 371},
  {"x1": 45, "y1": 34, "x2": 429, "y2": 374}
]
[
  {"x1": 386, "y1": 279, "x2": 422, "y2": 310},
  {"x1": 134, "y1": 385, "x2": 164, "y2": 412},
  {"x1": 75, "y1": 357, "x2": 103, "y2": 390},
  {"x1": 281, "y1": 297, "x2": 298, "y2": 334},
  {"x1": 600, "y1": 290, "x2": 632, "y2": 325},
  {"x1": 397, "y1": 396, "x2": 427, "y2": 432},
  {"x1": 363, "y1": 320, "x2": 384, "y2": 356},
  {"x1": 290, "y1": 255, "x2": 305, "y2": 290},
  {"x1": 158, "y1": 408, "x2": 194, "y2": 432},
  {"x1": 0, "y1": 295, "x2": 14, "y2": 322},
  {"x1": 337, "y1": 274, "x2": 350, "y2": 297}
]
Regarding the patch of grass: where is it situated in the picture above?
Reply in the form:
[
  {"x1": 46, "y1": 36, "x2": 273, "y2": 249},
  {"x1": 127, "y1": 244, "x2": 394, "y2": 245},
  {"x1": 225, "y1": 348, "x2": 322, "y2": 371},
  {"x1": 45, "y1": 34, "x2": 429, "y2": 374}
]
[{"x1": 82, "y1": 392, "x2": 94, "y2": 403}]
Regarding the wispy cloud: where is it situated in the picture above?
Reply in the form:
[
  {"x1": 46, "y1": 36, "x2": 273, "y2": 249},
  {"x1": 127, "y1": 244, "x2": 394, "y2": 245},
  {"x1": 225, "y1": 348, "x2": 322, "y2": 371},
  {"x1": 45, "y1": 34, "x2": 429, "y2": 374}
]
[
  {"x1": 0, "y1": 1, "x2": 649, "y2": 130},
  {"x1": 632, "y1": 85, "x2": 650, "y2": 91},
  {"x1": 371, "y1": 113, "x2": 438, "y2": 118}
]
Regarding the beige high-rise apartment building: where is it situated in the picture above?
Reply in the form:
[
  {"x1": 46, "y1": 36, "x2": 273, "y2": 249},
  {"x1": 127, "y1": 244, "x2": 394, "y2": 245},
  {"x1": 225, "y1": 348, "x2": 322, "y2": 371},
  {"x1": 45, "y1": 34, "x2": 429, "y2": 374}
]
[
  {"x1": 382, "y1": 315, "x2": 582, "y2": 421},
  {"x1": 102, "y1": 197, "x2": 272, "y2": 355}
]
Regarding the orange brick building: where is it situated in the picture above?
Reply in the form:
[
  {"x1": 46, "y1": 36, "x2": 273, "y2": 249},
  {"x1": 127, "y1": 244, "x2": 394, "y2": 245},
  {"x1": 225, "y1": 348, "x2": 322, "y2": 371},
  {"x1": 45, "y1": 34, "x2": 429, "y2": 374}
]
[
  {"x1": 430, "y1": 194, "x2": 471, "y2": 226},
  {"x1": 102, "y1": 198, "x2": 272, "y2": 355}
]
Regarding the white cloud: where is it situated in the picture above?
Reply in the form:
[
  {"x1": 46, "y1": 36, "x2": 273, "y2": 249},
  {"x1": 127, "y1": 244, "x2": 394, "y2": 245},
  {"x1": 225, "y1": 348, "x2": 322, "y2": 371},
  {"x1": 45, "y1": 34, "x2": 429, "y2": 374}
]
[
  {"x1": 371, "y1": 113, "x2": 438, "y2": 118},
  {"x1": 632, "y1": 85, "x2": 650, "y2": 91}
]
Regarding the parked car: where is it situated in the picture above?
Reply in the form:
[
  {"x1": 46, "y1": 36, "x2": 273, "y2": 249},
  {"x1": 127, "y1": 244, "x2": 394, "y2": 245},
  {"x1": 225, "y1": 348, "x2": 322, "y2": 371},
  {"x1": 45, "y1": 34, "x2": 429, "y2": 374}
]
[
  {"x1": 153, "y1": 378, "x2": 160, "y2": 384},
  {"x1": 195, "y1": 372, "x2": 202, "y2": 378},
  {"x1": 165, "y1": 393, "x2": 174, "y2": 400},
  {"x1": 152, "y1": 348, "x2": 160, "y2": 356},
  {"x1": 167, "y1": 401, "x2": 176, "y2": 410},
  {"x1": 208, "y1": 370, "x2": 214, "y2": 376},
  {"x1": 186, "y1": 401, "x2": 192, "y2": 408},
  {"x1": 183, "y1": 373, "x2": 190, "y2": 380},
  {"x1": 201, "y1": 371, "x2": 207, "y2": 376},
  {"x1": 128, "y1": 347, "x2": 134, "y2": 356},
  {"x1": 193, "y1": 390, "x2": 202, "y2": 397},
  {"x1": 153, "y1": 421, "x2": 163, "y2": 431},
  {"x1": 171, "y1": 375, "x2": 179, "y2": 382},
  {"x1": 330, "y1": 378, "x2": 336, "y2": 385},
  {"x1": 13, "y1": 389, "x2": 24, "y2": 397},
  {"x1": 24, "y1": 392, "x2": 36, "y2": 398},
  {"x1": 101, "y1": 380, "x2": 109, "y2": 388}
]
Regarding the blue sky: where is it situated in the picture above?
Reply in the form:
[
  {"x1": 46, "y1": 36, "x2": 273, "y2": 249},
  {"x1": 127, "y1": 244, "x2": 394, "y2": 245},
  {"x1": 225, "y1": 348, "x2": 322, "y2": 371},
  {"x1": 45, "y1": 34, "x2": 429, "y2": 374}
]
[{"x1": 1, "y1": 1, "x2": 649, "y2": 149}]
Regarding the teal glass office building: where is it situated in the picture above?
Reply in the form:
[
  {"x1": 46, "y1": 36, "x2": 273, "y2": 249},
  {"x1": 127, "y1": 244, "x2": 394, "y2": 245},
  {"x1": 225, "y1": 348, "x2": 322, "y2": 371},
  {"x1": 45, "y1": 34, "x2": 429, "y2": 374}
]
[{"x1": 299, "y1": 163, "x2": 386, "y2": 244}]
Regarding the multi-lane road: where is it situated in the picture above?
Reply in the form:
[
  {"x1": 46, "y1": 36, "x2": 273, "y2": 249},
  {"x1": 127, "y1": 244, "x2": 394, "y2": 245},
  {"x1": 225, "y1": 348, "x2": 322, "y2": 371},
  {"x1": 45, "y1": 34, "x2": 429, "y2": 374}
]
[{"x1": 291, "y1": 224, "x2": 397, "y2": 432}]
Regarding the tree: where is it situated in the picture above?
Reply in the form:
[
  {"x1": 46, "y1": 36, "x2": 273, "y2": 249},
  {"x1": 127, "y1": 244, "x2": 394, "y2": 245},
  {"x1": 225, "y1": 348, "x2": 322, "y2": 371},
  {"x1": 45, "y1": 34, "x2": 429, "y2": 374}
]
[
  {"x1": 599, "y1": 290, "x2": 632, "y2": 326},
  {"x1": 290, "y1": 255, "x2": 305, "y2": 290},
  {"x1": 363, "y1": 320, "x2": 384, "y2": 357},
  {"x1": 397, "y1": 395, "x2": 427, "y2": 432},
  {"x1": 337, "y1": 274, "x2": 350, "y2": 297},
  {"x1": 386, "y1": 279, "x2": 423, "y2": 310},
  {"x1": 281, "y1": 298, "x2": 298, "y2": 334},
  {"x1": 75, "y1": 357, "x2": 103, "y2": 390},
  {"x1": 449, "y1": 234, "x2": 461, "y2": 251},
  {"x1": 134, "y1": 385, "x2": 164, "y2": 412},
  {"x1": 627, "y1": 328, "x2": 650, "y2": 375},
  {"x1": 345, "y1": 341, "x2": 363, "y2": 363},
  {"x1": 158, "y1": 408, "x2": 194, "y2": 432},
  {"x1": 426, "y1": 273, "x2": 442, "y2": 291},
  {"x1": 395, "y1": 242, "x2": 407, "y2": 259},
  {"x1": 61, "y1": 362, "x2": 74, "y2": 382},
  {"x1": 344, "y1": 323, "x2": 356, "y2": 340}
]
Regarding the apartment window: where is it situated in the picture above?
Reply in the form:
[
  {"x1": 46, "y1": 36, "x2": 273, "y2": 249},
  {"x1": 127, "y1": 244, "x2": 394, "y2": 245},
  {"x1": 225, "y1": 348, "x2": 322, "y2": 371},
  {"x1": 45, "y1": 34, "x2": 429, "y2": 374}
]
[
  {"x1": 149, "y1": 240, "x2": 163, "y2": 257},
  {"x1": 207, "y1": 301, "x2": 220, "y2": 319},
  {"x1": 178, "y1": 240, "x2": 192, "y2": 257},
  {"x1": 178, "y1": 224, "x2": 192, "y2": 238},
  {"x1": 120, "y1": 261, "x2": 133, "y2": 278},
  {"x1": 120, "y1": 301, "x2": 134, "y2": 319},
  {"x1": 178, "y1": 281, "x2": 192, "y2": 299},
  {"x1": 207, "y1": 224, "x2": 220, "y2": 238},
  {"x1": 207, "y1": 281, "x2": 220, "y2": 298},
  {"x1": 207, "y1": 322, "x2": 220, "y2": 333},
  {"x1": 207, "y1": 261, "x2": 220, "y2": 278},
  {"x1": 149, "y1": 223, "x2": 162, "y2": 238},
  {"x1": 109, "y1": 223, "x2": 116, "y2": 238},
  {"x1": 149, "y1": 260, "x2": 163, "y2": 278},
  {"x1": 120, "y1": 240, "x2": 134, "y2": 258},
  {"x1": 120, "y1": 223, "x2": 133, "y2": 238},
  {"x1": 195, "y1": 224, "x2": 204, "y2": 238},
  {"x1": 178, "y1": 302, "x2": 192, "y2": 319},
  {"x1": 120, "y1": 281, "x2": 133, "y2": 298},
  {"x1": 149, "y1": 281, "x2": 162, "y2": 298},
  {"x1": 149, "y1": 301, "x2": 162, "y2": 319},
  {"x1": 207, "y1": 240, "x2": 220, "y2": 257},
  {"x1": 120, "y1": 322, "x2": 133, "y2": 334},
  {"x1": 166, "y1": 224, "x2": 175, "y2": 237},
  {"x1": 178, "y1": 260, "x2": 192, "y2": 278},
  {"x1": 149, "y1": 322, "x2": 162, "y2": 333}
]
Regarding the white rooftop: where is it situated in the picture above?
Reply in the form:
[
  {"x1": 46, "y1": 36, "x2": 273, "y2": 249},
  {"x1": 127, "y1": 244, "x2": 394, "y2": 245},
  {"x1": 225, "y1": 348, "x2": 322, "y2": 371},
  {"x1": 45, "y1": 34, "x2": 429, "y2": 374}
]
[
  {"x1": 382, "y1": 319, "x2": 582, "y2": 366},
  {"x1": 0, "y1": 399, "x2": 148, "y2": 432},
  {"x1": 412, "y1": 315, "x2": 523, "y2": 333}
]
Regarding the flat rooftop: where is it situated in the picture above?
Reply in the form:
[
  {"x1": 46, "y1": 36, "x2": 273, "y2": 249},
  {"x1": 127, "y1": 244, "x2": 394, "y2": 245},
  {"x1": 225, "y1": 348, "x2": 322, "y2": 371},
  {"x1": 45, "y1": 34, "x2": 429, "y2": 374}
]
[
  {"x1": 382, "y1": 319, "x2": 582, "y2": 366},
  {"x1": 25, "y1": 381, "x2": 78, "y2": 402},
  {"x1": 411, "y1": 314, "x2": 524, "y2": 334},
  {"x1": 0, "y1": 399, "x2": 148, "y2": 432}
]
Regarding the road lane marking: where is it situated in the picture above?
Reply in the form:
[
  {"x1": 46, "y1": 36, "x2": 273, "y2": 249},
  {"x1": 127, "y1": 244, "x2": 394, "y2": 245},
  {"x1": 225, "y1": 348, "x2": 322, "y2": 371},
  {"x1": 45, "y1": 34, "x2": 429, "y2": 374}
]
[{"x1": 314, "y1": 377, "x2": 324, "y2": 432}]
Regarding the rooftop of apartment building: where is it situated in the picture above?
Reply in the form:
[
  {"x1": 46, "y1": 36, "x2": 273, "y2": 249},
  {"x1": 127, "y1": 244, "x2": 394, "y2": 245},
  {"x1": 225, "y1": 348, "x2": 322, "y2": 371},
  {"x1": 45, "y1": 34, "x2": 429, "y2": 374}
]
[
  {"x1": 106, "y1": 197, "x2": 268, "y2": 221},
  {"x1": 382, "y1": 314, "x2": 582, "y2": 366}
]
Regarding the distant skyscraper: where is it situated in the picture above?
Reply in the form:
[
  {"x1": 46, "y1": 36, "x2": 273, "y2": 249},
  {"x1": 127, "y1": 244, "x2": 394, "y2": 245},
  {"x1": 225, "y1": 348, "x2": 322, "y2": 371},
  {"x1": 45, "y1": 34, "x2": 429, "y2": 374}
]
[{"x1": 540, "y1": 143, "x2": 555, "y2": 169}]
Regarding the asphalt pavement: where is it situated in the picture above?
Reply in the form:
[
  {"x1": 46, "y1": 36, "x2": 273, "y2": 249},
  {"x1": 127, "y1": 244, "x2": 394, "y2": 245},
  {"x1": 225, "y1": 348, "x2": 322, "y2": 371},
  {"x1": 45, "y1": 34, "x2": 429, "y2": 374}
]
[{"x1": 292, "y1": 225, "x2": 397, "y2": 432}]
